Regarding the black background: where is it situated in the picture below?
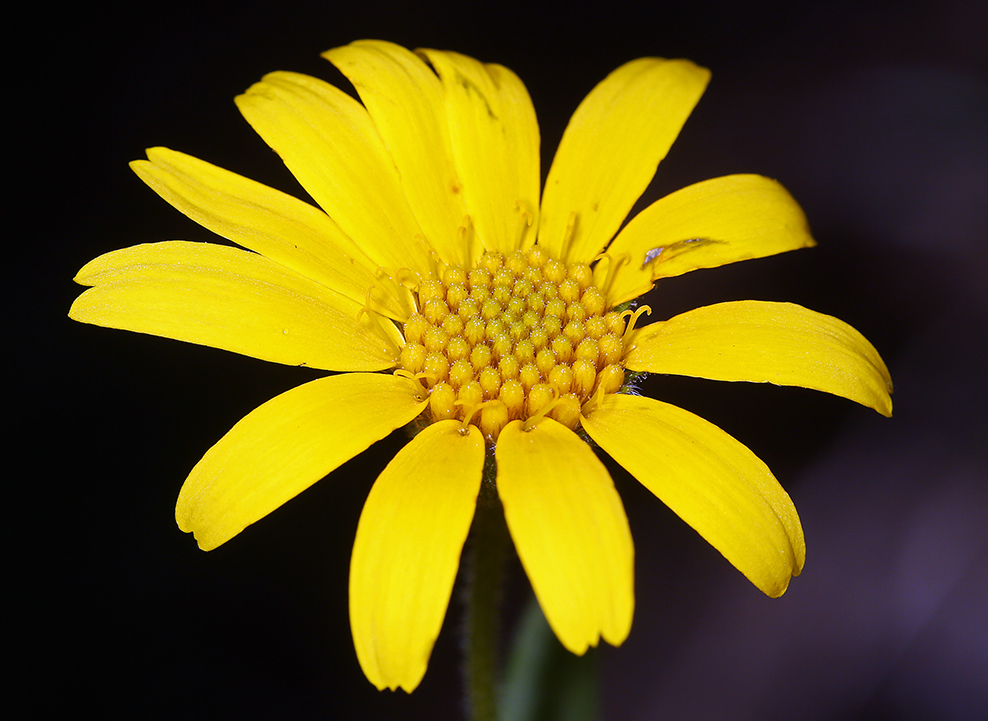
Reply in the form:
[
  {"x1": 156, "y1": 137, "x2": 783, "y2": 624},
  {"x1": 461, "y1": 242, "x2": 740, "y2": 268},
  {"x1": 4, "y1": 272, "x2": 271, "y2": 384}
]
[{"x1": 14, "y1": 1, "x2": 986, "y2": 718}]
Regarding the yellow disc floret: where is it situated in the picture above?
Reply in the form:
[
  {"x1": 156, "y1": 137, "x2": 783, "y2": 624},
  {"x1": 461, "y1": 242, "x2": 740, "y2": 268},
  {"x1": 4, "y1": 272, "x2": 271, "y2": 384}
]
[{"x1": 399, "y1": 248, "x2": 631, "y2": 443}]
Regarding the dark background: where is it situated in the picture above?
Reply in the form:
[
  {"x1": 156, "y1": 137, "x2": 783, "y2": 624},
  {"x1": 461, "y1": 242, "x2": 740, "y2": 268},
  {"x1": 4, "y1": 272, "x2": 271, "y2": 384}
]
[{"x1": 15, "y1": 1, "x2": 986, "y2": 718}]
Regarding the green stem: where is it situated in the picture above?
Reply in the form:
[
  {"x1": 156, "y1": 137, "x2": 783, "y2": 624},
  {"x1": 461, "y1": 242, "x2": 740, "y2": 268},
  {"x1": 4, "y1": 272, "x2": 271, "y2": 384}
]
[{"x1": 463, "y1": 477, "x2": 509, "y2": 721}]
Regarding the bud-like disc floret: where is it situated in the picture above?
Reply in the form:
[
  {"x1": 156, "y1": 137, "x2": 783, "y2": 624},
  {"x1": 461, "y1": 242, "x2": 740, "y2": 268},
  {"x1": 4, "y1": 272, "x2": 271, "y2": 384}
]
[{"x1": 399, "y1": 248, "x2": 628, "y2": 442}]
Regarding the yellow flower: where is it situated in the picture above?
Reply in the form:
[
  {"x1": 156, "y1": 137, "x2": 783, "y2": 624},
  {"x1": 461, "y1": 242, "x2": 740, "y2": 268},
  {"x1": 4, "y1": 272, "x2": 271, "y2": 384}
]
[{"x1": 70, "y1": 41, "x2": 892, "y2": 692}]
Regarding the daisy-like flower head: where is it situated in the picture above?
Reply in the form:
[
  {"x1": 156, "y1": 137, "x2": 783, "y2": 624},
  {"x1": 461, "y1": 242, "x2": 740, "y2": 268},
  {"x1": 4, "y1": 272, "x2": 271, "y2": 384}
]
[{"x1": 70, "y1": 41, "x2": 893, "y2": 692}]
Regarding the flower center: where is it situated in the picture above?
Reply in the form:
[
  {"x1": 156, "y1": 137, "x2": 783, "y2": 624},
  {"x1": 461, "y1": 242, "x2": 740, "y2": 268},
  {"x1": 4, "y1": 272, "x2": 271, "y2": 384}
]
[{"x1": 398, "y1": 247, "x2": 630, "y2": 442}]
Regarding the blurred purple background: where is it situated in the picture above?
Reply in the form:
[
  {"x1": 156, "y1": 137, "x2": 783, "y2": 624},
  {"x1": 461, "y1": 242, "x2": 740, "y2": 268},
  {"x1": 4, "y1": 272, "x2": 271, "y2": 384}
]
[{"x1": 15, "y1": 1, "x2": 985, "y2": 718}]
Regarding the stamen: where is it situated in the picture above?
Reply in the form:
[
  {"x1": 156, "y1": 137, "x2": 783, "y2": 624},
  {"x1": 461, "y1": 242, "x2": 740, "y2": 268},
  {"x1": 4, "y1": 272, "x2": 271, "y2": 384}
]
[
  {"x1": 458, "y1": 214, "x2": 476, "y2": 263},
  {"x1": 392, "y1": 267, "x2": 418, "y2": 286},
  {"x1": 357, "y1": 285, "x2": 401, "y2": 358},
  {"x1": 456, "y1": 398, "x2": 504, "y2": 432},
  {"x1": 580, "y1": 379, "x2": 610, "y2": 417},
  {"x1": 392, "y1": 369, "x2": 428, "y2": 401},
  {"x1": 426, "y1": 246, "x2": 445, "y2": 281},
  {"x1": 592, "y1": 251, "x2": 629, "y2": 296},
  {"x1": 359, "y1": 268, "x2": 406, "y2": 318},
  {"x1": 523, "y1": 386, "x2": 563, "y2": 431},
  {"x1": 515, "y1": 199, "x2": 534, "y2": 249},
  {"x1": 560, "y1": 211, "x2": 577, "y2": 260},
  {"x1": 621, "y1": 305, "x2": 652, "y2": 342},
  {"x1": 385, "y1": 267, "x2": 420, "y2": 316}
]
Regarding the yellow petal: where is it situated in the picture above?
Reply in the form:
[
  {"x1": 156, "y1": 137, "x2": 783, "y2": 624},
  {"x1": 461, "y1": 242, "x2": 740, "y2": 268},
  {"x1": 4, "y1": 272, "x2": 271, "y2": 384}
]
[
  {"x1": 539, "y1": 58, "x2": 710, "y2": 264},
  {"x1": 324, "y1": 41, "x2": 471, "y2": 267},
  {"x1": 581, "y1": 393, "x2": 804, "y2": 597},
  {"x1": 350, "y1": 420, "x2": 484, "y2": 692},
  {"x1": 418, "y1": 49, "x2": 540, "y2": 254},
  {"x1": 496, "y1": 419, "x2": 634, "y2": 654},
  {"x1": 131, "y1": 147, "x2": 406, "y2": 320},
  {"x1": 602, "y1": 174, "x2": 815, "y2": 306},
  {"x1": 235, "y1": 71, "x2": 432, "y2": 275},
  {"x1": 625, "y1": 300, "x2": 893, "y2": 416},
  {"x1": 70, "y1": 241, "x2": 399, "y2": 371},
  {"x1": 176, "y1": 373, "x2": 428, "y2": 551}
]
